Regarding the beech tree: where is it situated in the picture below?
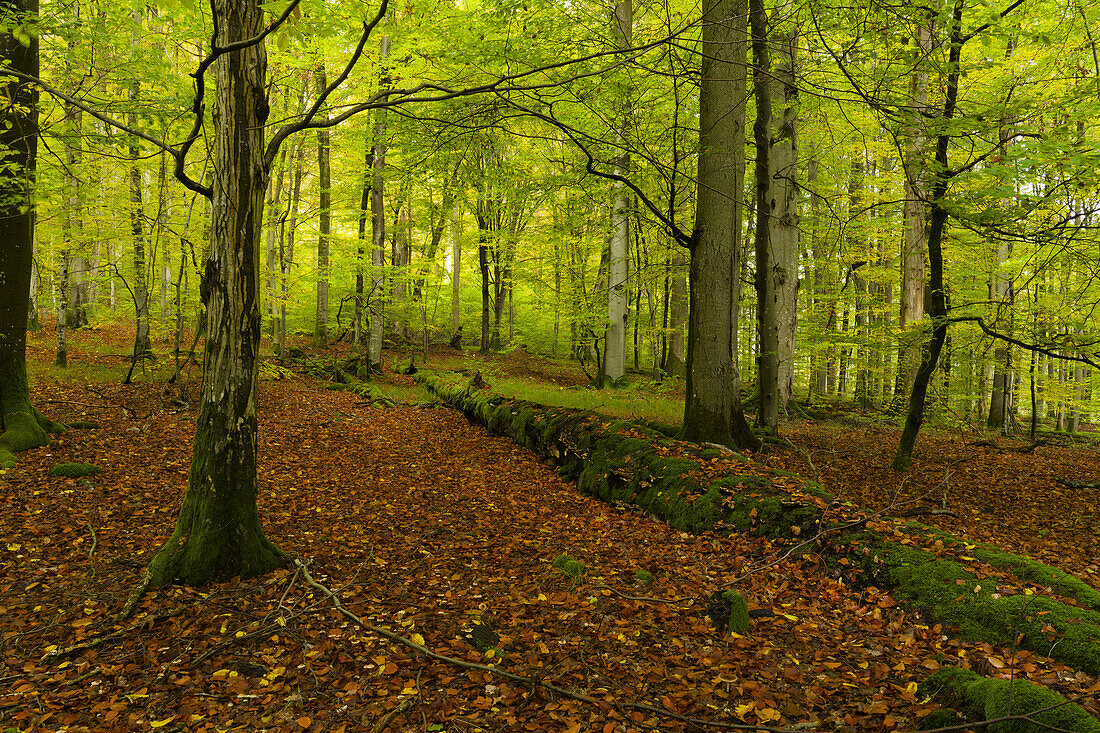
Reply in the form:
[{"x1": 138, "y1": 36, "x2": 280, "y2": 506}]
[
  {"x1": 0, "y1": 0, "x2": 63, "y2": 469},
  {"x1": 682, "y1": 0, "x2": 758, "y2": 449}
]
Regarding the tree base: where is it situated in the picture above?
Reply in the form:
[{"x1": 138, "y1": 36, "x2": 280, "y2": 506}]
[{"x1": 147, "y1": 527, "x2": 290, "y2": 588}]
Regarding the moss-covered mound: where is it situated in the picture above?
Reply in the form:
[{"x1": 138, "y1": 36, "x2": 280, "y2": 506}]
[
  {"x1": 849, "y1": 534, "x2": 1100, "y2": 675},
  {"x1": 48, "y1": 462, "x2": 101, "y2": 478},
  {"x1": 920, "y1": 667, "x2": 1100, "y2": 732},
  {"x1": 415, "y1": 370, "x2": 831, "y2": 539}
]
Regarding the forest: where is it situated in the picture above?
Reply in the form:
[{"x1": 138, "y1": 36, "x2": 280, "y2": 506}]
[{"x1": 2, "y1": 0, "x2": 1100, "y2": 731}]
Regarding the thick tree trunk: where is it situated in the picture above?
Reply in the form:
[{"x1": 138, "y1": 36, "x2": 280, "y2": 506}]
[
  {"x1": 770, "y1": 26, "x2": 799, "y2": 409},
  {"x1": 682, "y1": 0, "x2": 758, "y2": 450},
  {"x1": 0, "y1": 0, "x2": 62, "y2": 468},
  {"x1": 147, "y1": 0, "x2": 287, "y2": 586}
]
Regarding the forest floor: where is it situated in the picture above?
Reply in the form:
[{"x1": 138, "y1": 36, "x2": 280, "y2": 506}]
[{"x1": 1, "y1": 325, "x2": 1099, "y2": 732}]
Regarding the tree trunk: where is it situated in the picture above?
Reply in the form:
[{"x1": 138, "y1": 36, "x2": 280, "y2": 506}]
[
  {"x1": 893, "y1": 0, "x2": 963, "y2": 471},
  {"x1": 147, "y1": 0, "x2": 287, "y2": 586},
  {"x1": 280, "y1": 137, "x2": 305, "y2": 363},
  {"x1": 664, "y1": 249, "x2": 687, "y2": 377},
  {"x1": 893, "y1": 11, "x2": 932, "y2": 409},
  {"x1": 367, "y1": 30, "x2": 390, "y2": 372},
  {"x1": 451, "y1": 200, "x2": 463, "y2": 339},
  {"x1": 128, "y1": 13, "x2": 151, "y2": 360},
  {"x1": 0, "y1": 0, "x2": 62, "y2": 468},
  {"x1": 682, "y1": 0, "x2": 758, "y2": 450},
  {"x1": 314, "y1": 65, "x2": 331, "y2": 348},
  {"x1": 604, "y1": 0, "x2": 632, "y2": 383},
  {"x1": 770, "y1": 23, "x2": 799, "y2": 410}
]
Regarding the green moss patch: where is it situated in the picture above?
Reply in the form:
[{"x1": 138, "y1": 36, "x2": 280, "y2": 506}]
[
  {"x1": 49, "y1": 462, "x2": 101, "y2": 478},
  {"x1": 921, "y1": 667, "x2": 1100, "y2": 732},
  {"x1": 851, "y1": 537, "x2": 1100, "y2": 675},
  {"x1": 707, "y1": 590, "x2": 750, "y2": 634}
]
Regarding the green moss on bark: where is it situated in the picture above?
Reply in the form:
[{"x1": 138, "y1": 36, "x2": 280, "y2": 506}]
[
  {"x1": 0, "y1": 355, "x2": 65, "y2": 467},
  {"x1": 147, "y1": 405, "x2": 288, "y2": 587}
]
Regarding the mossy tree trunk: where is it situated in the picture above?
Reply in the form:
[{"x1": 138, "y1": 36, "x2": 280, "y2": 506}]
[
  {"x1": 0, "y1": 0, "x2": 63, "y2": 468},
  {"x1": 147, "y1": 0, "x2": 287, "y2": 586},
  {"x1": 682, "y1": 0, "x2": 758, "y2": 450}
]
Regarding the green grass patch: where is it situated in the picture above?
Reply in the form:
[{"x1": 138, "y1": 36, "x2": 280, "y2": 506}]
[{"x1": 487, "y1": 376, "x2": 683, "y2": 424}]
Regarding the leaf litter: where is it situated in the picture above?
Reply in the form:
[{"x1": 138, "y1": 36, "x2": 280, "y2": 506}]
[{"x1": 1, "y1": 341, "x2": 1099, "y2": 732}]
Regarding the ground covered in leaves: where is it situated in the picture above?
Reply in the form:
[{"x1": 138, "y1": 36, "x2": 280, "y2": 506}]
[{"x1": 1, "y1": 328, "x2": 1099, "y2": 732}]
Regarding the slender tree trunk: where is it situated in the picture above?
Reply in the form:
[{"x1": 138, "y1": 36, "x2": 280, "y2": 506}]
[
  {"x1": 451, "y1": 200, "x2": 463, "y2": 339},
  {"x1": 367, "y1": 29, "x2": 390, "y2": 371},
  {"x1": 266, "y1": 143, "x2": 287, "y2": 340},
  {"x1": 147, "y1": 0, "x2": 287, "y2": 585},
  {"x1": 893, "y1": 12, "x2": 932, "y2": 409},
  {"x1": 893, "y1": 0, "x2": 964, "y2": 471},
  {"x1": 664, "y1": 248, "x2": 687, "y2": 377},
  {"x1": 604, "y1": 0, "x2": 632, "y2": 382},
  {"x1": 314, "y1": 65, "x2": 331, "y2": 348},
  {"x1": 280, "y1": 137, "x2": 305, "y2": 363}
]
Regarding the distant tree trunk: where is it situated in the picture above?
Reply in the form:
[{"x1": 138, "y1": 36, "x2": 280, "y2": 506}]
[
  {"x1": 55, "y1": 252, "x2": 68, "y2": 367},
  {"x1": 314, "y1": 65, "x2": 331, "y2": 348},
  {"x1": 267, "y1": 144, "x2": 287, "y2": 340},
  {"x1": 367, "y1": 28, "x2": 390, "y2": 372},
  {"x1": 0, "y1": 0, "x2": 62, "y2": 468},
  {"x1": 128, "y1": 14, "x2": 151, "y2": 360},
  {"x1": 893, "y1": 0, "x2": 963, "y2": 471},
  {"x1": 280, "y1": 137, "x2": 305, "y2": 362},
  {"x1": 663, "y1": 248, "x2": 687, "y2": 377},
  {"x1": 356, "y1": 143, "x2": 370, "y2": 346},
  {"x1": 682, "y1": 0, "x2": 758, "y2": 450},
  {"x1": 451, "y1": 200, "x2": 463, "y2": 338},
  {"x1": 893, "y1": 11, "x2": 932, "y2": 410},
  {"x1": 478, "y1": 224, "x2": 492, "y2": 352},
  {"x1": 147, "y1": 0, "x2": 287, "y2": 586},
  {"x1": 604, "y1": 0, "x2": 632, "y2": 383},
  {"x1": 806, "y1": 148, "x2": 828, "y2": 396}
]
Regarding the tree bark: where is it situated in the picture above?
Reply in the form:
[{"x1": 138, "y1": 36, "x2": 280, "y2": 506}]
[
  {"x1": 893, "y1": 0, "x2": 964, "y2": 472},
  {"x1": 0, "y1": 0, "x2": 62, "y2": 468},
  {"x1": 314, "y1": 65, "x2": 331, "y2": 348},
  {"x1": 147, "y1": 0, "x2": 287, "y2": 585},
  {"x1": 604, "y1": 0, "x2": 632, "y2": 383},
  {"x1": 893, "y1": 11, "x2": 932, "y2": 409},
  {"x1": 367, "y1": 29, "x2": 390, "y2": 372},
  {"x1": 682, "y1": 0, "x2": 758, "y2": 450}
]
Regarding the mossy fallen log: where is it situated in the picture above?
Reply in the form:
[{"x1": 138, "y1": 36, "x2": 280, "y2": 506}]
[
  {"x1": 919, "y1": 667, "x2": 1100, "y2": 733},
  {"x1": 846, "y1": 533, "x2": 1100, "y2": 676},
  {"x1": 415, "y1": 370, "x2": 830, "y2": 540}
]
